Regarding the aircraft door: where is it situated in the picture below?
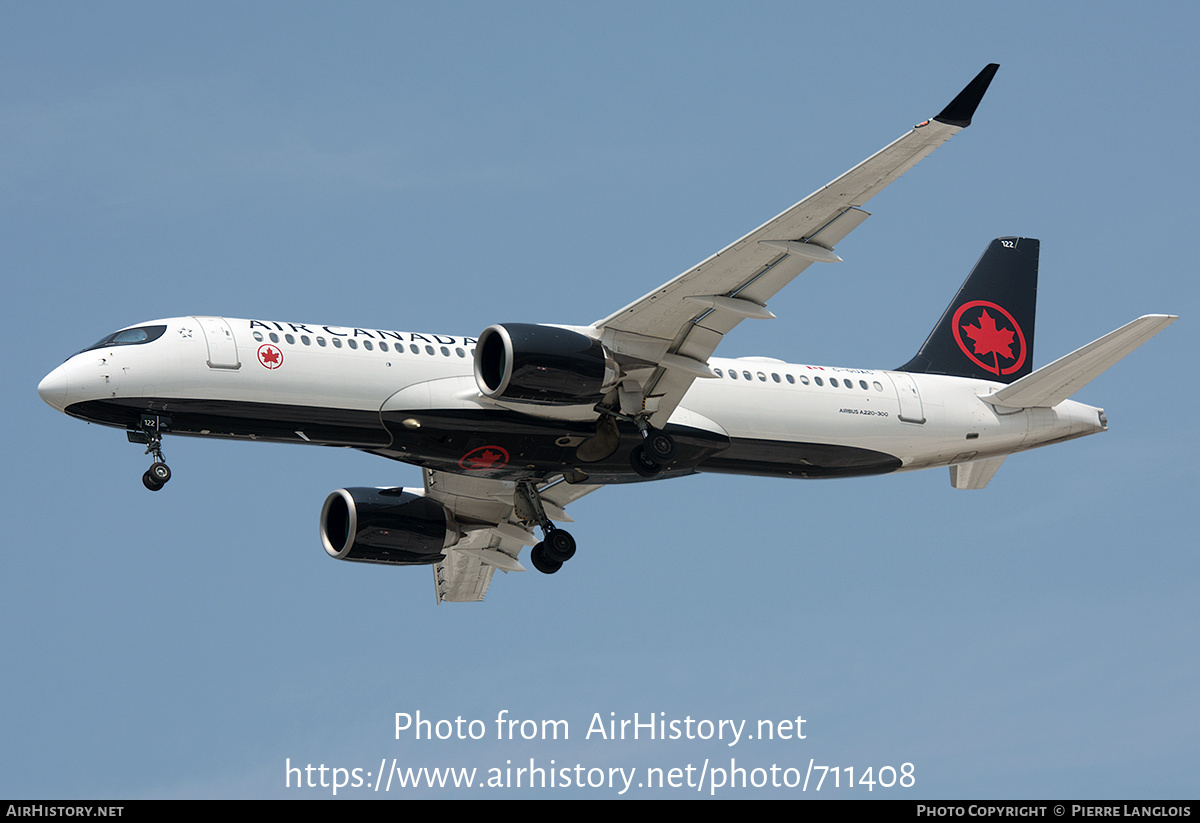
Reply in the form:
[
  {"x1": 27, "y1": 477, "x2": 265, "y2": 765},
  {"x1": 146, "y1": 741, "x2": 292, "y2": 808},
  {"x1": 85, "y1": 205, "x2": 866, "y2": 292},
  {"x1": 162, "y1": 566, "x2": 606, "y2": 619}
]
[
  {"x1": 194, "y1": 316, "x2": 241, "y2": 370},
  {"x1": 886, "y1": 372, "x2": 926, "y2": 424}
]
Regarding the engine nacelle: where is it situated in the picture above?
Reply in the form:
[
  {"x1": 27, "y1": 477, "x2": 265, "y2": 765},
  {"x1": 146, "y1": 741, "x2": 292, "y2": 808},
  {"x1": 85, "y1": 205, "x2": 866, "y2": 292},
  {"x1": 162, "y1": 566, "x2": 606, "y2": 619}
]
[
  {"x1": 474, "y1": 323, "x2": 618, "y2": 405},
  {"x1": 320, "y1": 487, "x2": 459, "y2": 565}
]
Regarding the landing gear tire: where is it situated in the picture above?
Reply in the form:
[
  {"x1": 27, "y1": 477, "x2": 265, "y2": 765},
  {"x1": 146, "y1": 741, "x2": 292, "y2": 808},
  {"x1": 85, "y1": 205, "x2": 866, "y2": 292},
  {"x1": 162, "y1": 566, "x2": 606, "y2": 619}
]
[
  {"x1": 645, "y1": 431, "x2": 677, "y2": 463},
  {"x1": 544, "y1": 529, "x2": 576, "y2": 563},
  {"x1": 134, "y1": 419, "x2": 173, "y2": 492},
  {"x1": 148, "y1": 462, "x2": 171, "y2": 486},
  {"x1": 530, "y1": 542, "x2": 563, "y2": 575},
  {"x1": 630, "y1": 445, "x2": 663, "y2": 478}
]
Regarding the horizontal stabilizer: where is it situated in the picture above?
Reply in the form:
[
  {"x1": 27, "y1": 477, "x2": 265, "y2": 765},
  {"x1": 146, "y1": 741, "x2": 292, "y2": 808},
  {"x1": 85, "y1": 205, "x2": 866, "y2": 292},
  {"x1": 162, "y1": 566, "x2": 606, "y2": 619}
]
[
  {"x1": 982, "y1": 315, "x2": 1177, "y2": 409},
  {"x1": 950, "y1": 455, "x2": 1007, "y2": 489}
]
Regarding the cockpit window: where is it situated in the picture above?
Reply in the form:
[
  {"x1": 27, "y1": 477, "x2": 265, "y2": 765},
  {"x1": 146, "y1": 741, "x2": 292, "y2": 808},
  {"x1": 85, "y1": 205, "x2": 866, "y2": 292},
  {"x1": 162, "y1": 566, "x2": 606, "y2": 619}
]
[{"x1": 79, "y1": 325, "x2": 167, "y2": 354}]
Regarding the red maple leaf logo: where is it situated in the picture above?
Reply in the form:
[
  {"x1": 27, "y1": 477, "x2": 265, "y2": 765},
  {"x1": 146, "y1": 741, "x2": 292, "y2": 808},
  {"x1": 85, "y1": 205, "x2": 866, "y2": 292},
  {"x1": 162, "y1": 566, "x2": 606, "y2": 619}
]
[
  {"x1": 470, "y1": 450, "x2": 504, "y2": 468},
  {"x1": 951, "y1": 300, "x2": 1026, "y2": 377},
  {"x1": 257, "y1": 344, "x2": 283, "y2": 369},
  {"x1": 459, "y1": 445, "x2": 510, "y2": 471},
  {"x1": 961, "y1": 310, "x2": 1015, "y2": 360}
]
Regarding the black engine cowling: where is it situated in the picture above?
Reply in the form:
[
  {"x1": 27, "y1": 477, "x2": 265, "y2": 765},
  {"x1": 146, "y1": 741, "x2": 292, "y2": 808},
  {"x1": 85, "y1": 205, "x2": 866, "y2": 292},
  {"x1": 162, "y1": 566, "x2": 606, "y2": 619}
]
[
  {"x1": 474, "y1": 323, "x2": 617, "y2": 405},
  {"x1": 320, "y1": 488, "x2": 459, "y2": 565}
]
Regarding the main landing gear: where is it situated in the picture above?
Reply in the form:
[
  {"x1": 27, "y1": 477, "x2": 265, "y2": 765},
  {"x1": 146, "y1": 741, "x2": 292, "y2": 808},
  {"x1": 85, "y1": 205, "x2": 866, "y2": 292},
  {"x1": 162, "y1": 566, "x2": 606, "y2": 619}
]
[
  {"x1": 516, "y1": 480, "x2": 576, "y2": 575},
  {"x1": 127, "y1": 415, "x2": 173, "y2": 492},
  {"x1": 578, "y1": 405, "x2": 678, "y2": 478},
  {"x1": 629, "y1": 416, "x2": 677, "y2": 478}
]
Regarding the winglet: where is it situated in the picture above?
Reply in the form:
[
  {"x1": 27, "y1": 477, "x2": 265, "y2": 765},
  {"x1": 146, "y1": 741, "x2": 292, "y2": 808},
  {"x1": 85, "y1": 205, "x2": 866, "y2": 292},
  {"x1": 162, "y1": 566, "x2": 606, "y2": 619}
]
[{"x1": 934, "y1": 63, "x2": 1000, "y2": 127}]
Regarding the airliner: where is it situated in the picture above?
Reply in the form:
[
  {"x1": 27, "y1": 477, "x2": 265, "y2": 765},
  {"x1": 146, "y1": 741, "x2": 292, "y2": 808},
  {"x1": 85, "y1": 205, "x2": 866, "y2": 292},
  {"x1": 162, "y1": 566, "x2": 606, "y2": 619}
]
[{"x1": 37, "y1": 65, "x2": 1175, "y2": 602}]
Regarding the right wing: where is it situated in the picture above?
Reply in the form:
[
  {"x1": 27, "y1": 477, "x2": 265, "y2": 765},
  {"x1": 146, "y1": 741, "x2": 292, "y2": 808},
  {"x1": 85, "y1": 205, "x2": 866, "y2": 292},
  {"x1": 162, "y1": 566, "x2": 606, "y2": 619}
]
[
  {"x1": 591, "y1": 64, "x2": 1001, "y2": 429},
  {"x1": 423, "y1": 469, "x2": 600, "y2": 603}
]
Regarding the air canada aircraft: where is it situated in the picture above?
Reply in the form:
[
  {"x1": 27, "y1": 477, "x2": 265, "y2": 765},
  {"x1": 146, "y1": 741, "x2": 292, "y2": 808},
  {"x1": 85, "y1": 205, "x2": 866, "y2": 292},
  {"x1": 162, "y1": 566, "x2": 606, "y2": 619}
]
[{"x1": 38, "y1": 64, "x2": 1175, "y2": 602}]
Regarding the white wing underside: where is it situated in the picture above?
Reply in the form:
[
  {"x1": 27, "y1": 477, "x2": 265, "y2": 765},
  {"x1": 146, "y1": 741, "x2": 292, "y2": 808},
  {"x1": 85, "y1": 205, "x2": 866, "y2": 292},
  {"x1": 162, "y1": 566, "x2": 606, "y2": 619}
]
[{"x1": 425, "y1": 469, "x2": 600, "y2": 603}]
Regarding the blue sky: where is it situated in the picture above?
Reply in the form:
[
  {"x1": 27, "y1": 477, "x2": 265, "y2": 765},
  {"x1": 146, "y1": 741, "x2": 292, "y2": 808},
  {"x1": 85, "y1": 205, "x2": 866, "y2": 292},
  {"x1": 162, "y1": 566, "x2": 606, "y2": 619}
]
[{"x1": 3, "y1": 2, "x2": 1197, "y2": 798}]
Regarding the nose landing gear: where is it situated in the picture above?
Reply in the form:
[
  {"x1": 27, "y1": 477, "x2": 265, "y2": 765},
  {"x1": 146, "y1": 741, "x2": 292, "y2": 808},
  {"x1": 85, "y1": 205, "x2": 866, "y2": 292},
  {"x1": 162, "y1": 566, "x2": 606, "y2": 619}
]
[
  {"x1": 142, "y1": 458, "x2": 171, "y2": 491},
  {"x1": 128, "y1": 414, "x2": 173, "y2": 491}
]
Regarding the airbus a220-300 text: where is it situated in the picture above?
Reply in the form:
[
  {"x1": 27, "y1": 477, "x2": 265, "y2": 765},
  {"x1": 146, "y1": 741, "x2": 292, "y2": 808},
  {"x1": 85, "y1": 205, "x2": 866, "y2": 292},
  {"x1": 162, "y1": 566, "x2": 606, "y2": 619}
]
[{"x1": 39, "y1": 65, "x2": 1175, "y2": 601}]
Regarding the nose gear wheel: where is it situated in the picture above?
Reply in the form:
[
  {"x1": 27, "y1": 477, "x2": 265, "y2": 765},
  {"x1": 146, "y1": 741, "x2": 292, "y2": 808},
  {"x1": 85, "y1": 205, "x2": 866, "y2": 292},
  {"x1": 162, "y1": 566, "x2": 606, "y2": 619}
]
[{"x1": 129, "y1": 415, "x2": 173, "y2": 491}]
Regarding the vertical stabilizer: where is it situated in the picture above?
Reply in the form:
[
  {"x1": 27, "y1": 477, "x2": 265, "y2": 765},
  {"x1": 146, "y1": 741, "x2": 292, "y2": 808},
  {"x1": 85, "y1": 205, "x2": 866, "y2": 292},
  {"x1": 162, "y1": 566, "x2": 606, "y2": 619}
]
[{"x1": 898, "y1": 237, "x2": 1038, "y2": 384}]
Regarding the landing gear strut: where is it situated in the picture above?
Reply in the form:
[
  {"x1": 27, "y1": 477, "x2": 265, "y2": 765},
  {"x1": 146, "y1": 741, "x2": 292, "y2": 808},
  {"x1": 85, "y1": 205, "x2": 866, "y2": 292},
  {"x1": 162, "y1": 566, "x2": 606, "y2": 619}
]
[
  {"x1": 128, "y1": 414, "x2": 173, "y2": 492},
  {"x1": 516, "y1": 480, "x2": 576, "y2": 575},
  {"x1": 584, "y1": 405, "x2": 678, "y2": 477},
  {"x1": 628, "y1": 415, "x2": 676, "y2": 478}
]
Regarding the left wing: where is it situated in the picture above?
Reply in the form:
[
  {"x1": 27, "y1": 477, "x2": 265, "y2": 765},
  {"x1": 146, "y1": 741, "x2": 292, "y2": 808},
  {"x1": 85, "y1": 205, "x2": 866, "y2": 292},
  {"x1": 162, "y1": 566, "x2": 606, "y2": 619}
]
[
  {"x1": 592, "y1": 64, "x2": 999, "y2": 428},
  {"x1": 423, "y1": 469, "x2": 600, "y2": 603}
]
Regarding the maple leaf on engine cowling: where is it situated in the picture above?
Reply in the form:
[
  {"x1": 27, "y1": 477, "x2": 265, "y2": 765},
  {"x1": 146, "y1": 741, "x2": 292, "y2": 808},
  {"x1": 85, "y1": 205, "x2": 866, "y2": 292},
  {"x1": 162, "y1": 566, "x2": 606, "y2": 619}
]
[{"x1": 961, "y1": 310, "x2": 1015, "y2": 360}]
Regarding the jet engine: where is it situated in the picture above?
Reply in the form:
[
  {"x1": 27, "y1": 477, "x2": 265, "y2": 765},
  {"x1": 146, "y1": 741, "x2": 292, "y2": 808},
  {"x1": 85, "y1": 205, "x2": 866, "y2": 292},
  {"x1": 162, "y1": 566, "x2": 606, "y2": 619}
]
[
  {"x1": 474, "y1": 323, "x2": 618, "y2": 405},
  {"x1": 320, "y1": 487, "x2": 459, "y2": 565}
]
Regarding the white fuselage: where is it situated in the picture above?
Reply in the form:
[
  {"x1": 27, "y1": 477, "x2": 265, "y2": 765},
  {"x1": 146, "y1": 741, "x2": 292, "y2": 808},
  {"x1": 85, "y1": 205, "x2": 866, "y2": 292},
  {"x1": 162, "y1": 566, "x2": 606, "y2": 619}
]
[{"x1": 38, "y1": 316, "x2": 1107, "y2": 483}]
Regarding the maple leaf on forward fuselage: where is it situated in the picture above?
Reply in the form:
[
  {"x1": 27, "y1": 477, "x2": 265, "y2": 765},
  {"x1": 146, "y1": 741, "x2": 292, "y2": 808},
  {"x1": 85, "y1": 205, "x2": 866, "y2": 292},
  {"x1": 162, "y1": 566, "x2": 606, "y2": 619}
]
[{"x1": 961, "y1": 310, "x2": 1015, "y2": 360}]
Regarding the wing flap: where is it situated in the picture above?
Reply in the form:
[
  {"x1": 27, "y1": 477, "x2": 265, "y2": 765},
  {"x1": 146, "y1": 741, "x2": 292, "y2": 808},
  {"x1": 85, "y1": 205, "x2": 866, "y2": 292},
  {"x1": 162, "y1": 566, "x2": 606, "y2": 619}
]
[{"x1": 433, "y1": 548, "x2": 497, "y2": 603}]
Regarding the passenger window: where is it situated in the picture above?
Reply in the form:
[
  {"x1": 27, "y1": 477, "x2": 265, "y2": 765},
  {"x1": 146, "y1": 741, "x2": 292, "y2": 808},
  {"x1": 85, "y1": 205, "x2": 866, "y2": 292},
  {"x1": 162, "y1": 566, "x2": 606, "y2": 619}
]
[
  {"x1": 317, "y1": 337, "x2": 326, "y2": 347},
  {"x1": 364, "y1": 340, "x2": 374, "y2": 351},
  {"x1": 285, "y1": 334, "x2": 295, "y2": 345},
  {"x1": 757, "y1": 372, "x2": 766, "y2": 382},
  {"x1": 252, "y1": 331, "x2": 264, "y2": 342},
  {"x1": 456, "y1": 348, "x2": 465, "y2": 358},
  {"x1": 772, "y1": 373, "x2": 780, "y2": 383},
  {"x1": 410, "y1": 344, "x2": 420, "y2": 354},
  {"x1": 269, "y1": 332, "x2": 280, "y2": 343},
  {"x1": 301, "y1": 335, "x2": 311, "y2": 346},
  {"x1": 814, "y1": 377, "x2": 823, "y2": 386},
  {"x1": 348, "y1": 339, "x2": 358, "y2": 349},
  {"x1": 332, "y1": 338, "x2": 342, "y2": 348},
  {"x1": 799, "y1": 375, "x2": 809, "y2": 385}
]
